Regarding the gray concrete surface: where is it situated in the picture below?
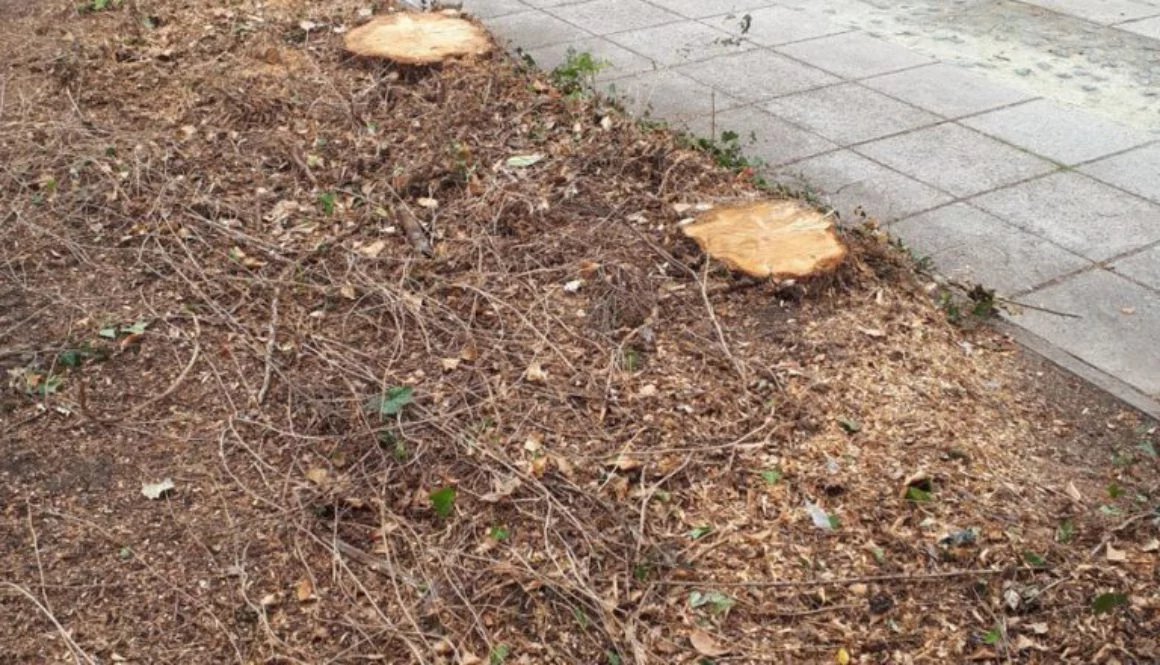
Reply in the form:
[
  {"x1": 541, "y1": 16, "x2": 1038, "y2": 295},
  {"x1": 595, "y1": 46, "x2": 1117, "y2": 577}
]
[{"x1": 466, "y1": 0, "x2": 1160, "y2": 402}]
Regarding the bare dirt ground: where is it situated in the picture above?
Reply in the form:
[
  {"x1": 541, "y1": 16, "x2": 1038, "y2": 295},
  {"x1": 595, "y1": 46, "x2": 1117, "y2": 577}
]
[{"x1": 1, "y1": 1, "x2": 1157, "y2": 664}]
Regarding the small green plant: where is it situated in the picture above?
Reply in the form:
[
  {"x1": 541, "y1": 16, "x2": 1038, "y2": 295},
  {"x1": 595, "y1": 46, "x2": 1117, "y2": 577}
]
[
  {"x1": 693, "y1": 130, "x2": 760, "y2": 172},
  {"x1": 982, "y1": 624, "x2": 1002, "y2": 645},
  {"x1": 488, "y1": 525, "x2": 509, "y2": 541},
  {"x1": 317, "y1": 191, "x2": 337, "y2": 215},
  {"x1": 1056, "y1": 518, "x2": 1074, "y2": 543},
  {"x1": 551, "y1": 49, "x2": 608, "y2": 96},
  {"x1": 489, "y1": 644, "x2": 510, "y2": 665},
  {"x1": 622, "y1": 347, "x2": 641, "y2": 372},
  {"x1": 79, "y1": 0, "x2": 122, "y2": 11},
  {"x1": 759, "y1": 469, "x2": 782, "y2": 486}
]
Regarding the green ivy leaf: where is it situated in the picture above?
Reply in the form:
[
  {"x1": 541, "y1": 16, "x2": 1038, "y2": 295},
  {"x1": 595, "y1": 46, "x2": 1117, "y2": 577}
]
[
  {"x1": 1091, "y1": 592, "x2": 1128, "y2": 615},
  {"x1": 371, "y1": 385, "x2": 413, "y2": 417},
  {"x1": 838, "y1": 417, "x2": 862, "y2": 434},
  {"x1": 1023, "y1": 551, "x2": 1046, "y2": 567},
  {"x1": 429, "y1": 486, "x2": 456, "y2": 518},
  {"x1": 905, "y1": 486, "x2": 933, "y2": 502},
  {"x1": 759, "y1": 469, "x2": 782, "y2": 486},
  {"x1": 687, "y1": 525, "x2": 713, "y2": 540}
]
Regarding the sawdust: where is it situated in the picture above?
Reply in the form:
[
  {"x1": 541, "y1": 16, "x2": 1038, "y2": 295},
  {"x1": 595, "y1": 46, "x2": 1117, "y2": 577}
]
[{"x1": 0, "y1": 1, "x2": 1157, "y2": 664}]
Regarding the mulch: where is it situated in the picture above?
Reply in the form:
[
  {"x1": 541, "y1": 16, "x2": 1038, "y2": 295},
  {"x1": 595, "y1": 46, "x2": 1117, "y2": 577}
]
[{"x1": 1, "y1": 1, "x2": 1157, "y2": 663}]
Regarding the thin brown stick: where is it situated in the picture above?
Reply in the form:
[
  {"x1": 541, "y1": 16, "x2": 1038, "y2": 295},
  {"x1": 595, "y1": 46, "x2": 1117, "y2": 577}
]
[{"x1": 660, "y1": 567, "x2": 1015, "y2": 588}]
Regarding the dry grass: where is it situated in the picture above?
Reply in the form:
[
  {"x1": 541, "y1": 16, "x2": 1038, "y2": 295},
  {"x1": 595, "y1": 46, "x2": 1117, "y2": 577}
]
[{"x1": 1, "y1": 1, "x2": 1157, "y2": 664}]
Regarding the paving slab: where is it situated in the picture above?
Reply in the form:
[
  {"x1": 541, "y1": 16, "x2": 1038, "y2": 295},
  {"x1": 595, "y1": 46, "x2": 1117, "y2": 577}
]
[
  {"x1": 609, "y1": 70, "x2": 741, "y2": 129},
  {"x1": 775, "y1": 31, "x2": 934, "y2": 79},
  {"x1": 891, "y1": 203, "x2": 1089, "y2": 295},
  {"x1": 970, "y1": 172, "x2": 1160, "y2": 262},
  {"x1": 704, "y1": 5, "x2": 851, "y2": 46},
  {"x1": 1009, "y1": 269, "x2": 1160, "y2": 397},
  {"x1": 606, "y1": 19, "x2": 751, "y2": 66},
  {"x1": 1017, "y1": 0, "x2": 1160, "y2": 25},
  {"x1": 547, "y1": 0, "x2": 681, "y2": 35},
  {"x1": 763, "y1": 83, "x2": 940, "y2": 144},
  {"x1": 1080, "y1": 143, "x2": 1160, "y2": 204},
  {"x1": 774, "y1": 149, "x2": 953, "y2": 222},
  {"x1": 709, "y1": 105, "x2": 838, "y2": 166},
  {"x1": 524, "y1": 36, "x2": 657, "y2": 80},
  {"x1": 518, "y1": 0, "x2": 587, "y2": 7},
  {"x1": 645, "y1": 0, "x2": 778, "y2": 19},
  {"x1": 854, "y1": 123, "x2": 1057, "y2": 198},
  {"x1": 960, "y1": 99, "x2": 1152, "y2": 165},
  {"x1": 676, "y1": 50, "x2": 838, "y2": 104},
  {"x1": 486, "y1": 9, "x2": 591, "y2": 49},
  {"x1": 861, "y1": 63, "x2": 1035, "y2": 118},
  {"x1": 1112, "y1": 245, "x2": 1160, "y2": 291},
  {"x1": 462, "y1": 0, "x2": 528, "y2": 19},
  {"x1": 1117, "y1": 15, "x2": 1160, "y2": 38}
]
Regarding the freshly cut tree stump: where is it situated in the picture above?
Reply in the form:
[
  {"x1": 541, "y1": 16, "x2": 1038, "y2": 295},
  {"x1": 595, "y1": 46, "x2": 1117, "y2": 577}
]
[
  {"x1": 681, "y1": 200, "x2": 847, "y2": 278},
  {"x1": 343, "y1": 13, "x2": 492, "y2": 64}
]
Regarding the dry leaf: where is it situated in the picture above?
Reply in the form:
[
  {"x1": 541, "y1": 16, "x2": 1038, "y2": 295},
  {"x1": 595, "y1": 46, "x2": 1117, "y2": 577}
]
[
  {"x1": 529, "y1": 455, "x2": 548, "y2": 478},
  {"x1": 440, "y1": 357, "x2": 460, "y2": 372},
  {"x1": 459, "y1": 653, "x2": 482, "y2": 665},
  {"x1": 836, "y1": 647, "x2": 851, "y2": 664},
  {"x1": 857, "y1": 327, "x2": 885, "y2": 338},
  {"x1": 305, "y1": 468, "x2": 329, "y2": 485},
  {"x1": 295, "y1": 577, "x2": 315, "y2": 602},
  {"x1": 638, "y1": 383, "x2": 658, "y2": 398},
  {"x1": 417, "y1": 197, "x2": 439, "y2": 209},
  {"x1": 607, "y1": 455, "x2": 642, "y2": 472},
  {"x1": 460, "y1": 344, "x2": 479, "y2": 362},
  {"x1": 1013, "y1": 635, "x2": 1044, "y2": 652},
  {"x1": 524, "y1": 361, "x2": 548, "y2": 383},
  {"x1": 479, "y1": 476, "x2": 521, "y2": 503},
  {"x1": 357, "y1": 240, "x2": 386, "y2": 258},
  {"x1": 1106, "y1": 543, "x2": 1128, "y2": 562},
  {"x1": 339, "y1": 284, "x2": 357, "y2": 300},
  {"x1": 1026, "y1": 622, "x2": 1049, "y2": 635},
  {"x1": 1065, "y1": 481, "x2": 1083, "y2": 503},
  {"x1": 553, "y1": 454, "x2": 575, "y2": 480},
  {"x1": 1141, "y1": 539, "x2": 1159, "y2": 552},
  {"x1": 690, "y1": 629, "x2": 728, "y2": 657},
  {"x1": 523, "y1": 432, "x2": 543, "y2": 453}
]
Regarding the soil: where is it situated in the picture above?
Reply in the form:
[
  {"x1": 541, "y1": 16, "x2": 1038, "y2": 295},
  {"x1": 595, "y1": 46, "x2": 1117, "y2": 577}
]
[{"x1": 1, "y1": 1, "x2": 1157, "y2": 664}]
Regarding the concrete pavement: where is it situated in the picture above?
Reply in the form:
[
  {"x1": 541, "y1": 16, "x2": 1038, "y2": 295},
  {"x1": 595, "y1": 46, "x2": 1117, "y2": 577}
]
[{"x1": 467, "y1": 0, "x2": 1160, "y2": 404}]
